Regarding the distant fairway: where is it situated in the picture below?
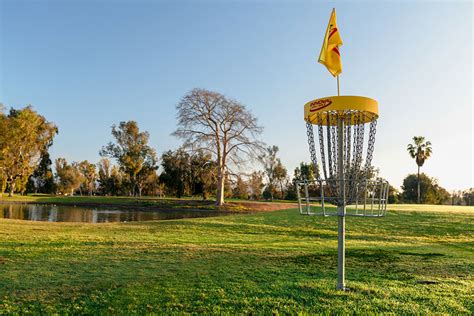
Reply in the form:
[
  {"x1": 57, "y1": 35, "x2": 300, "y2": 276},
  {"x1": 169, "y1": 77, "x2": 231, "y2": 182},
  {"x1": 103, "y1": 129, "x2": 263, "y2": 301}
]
[{"x1": 0, "y1": 204, "x2": 472, "y2": 314}]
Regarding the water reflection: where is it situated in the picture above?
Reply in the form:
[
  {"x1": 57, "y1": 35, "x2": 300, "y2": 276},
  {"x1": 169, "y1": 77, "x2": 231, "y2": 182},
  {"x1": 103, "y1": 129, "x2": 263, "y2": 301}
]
[{"x1": 0, "y1": 203, "x2": 226, "y2": 223}]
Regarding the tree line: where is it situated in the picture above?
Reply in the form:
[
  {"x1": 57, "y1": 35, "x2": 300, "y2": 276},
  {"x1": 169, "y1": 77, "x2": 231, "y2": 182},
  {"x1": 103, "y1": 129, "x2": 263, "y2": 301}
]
[{"x1": 1, "y1": 90, "x2": 472, "y2": 205}]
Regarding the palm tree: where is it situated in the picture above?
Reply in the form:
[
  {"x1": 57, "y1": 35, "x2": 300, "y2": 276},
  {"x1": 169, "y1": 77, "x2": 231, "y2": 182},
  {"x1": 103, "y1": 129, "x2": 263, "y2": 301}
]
[{"x1": 407, "y1": 136, "x2": 432, "y2": 203}]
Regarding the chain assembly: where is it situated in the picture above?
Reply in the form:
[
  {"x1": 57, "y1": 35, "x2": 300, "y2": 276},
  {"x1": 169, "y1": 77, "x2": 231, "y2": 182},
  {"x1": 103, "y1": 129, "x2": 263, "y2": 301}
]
[{"x1": 304, "y1": 108, "x2": 379, "y2": 206}]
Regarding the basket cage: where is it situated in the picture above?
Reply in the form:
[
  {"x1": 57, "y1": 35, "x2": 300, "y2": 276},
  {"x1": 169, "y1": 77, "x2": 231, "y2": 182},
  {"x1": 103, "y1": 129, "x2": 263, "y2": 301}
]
[{"x1": 298, "y1": 109, "x2": 388, "y2": 217}]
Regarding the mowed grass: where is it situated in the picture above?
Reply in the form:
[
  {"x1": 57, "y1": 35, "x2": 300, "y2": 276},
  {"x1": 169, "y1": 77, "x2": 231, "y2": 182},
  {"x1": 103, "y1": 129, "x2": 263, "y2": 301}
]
[{"x1": 0, "y1": 204, "x2": 472, "y2": 314}]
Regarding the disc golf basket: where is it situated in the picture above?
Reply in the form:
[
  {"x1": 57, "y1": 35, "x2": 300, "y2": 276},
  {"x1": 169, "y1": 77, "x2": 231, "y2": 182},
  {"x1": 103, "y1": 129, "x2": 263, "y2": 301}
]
[{"x1": 297, "y1": 95, "x2": 389, "y2": 290}]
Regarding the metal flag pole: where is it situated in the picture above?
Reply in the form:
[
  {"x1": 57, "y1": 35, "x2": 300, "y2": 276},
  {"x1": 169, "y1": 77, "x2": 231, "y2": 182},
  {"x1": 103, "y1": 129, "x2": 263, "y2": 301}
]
[
  {"x1": 336, "y1": 74, "x2": 346, "y2": 290},
  {"x1": 337, "y1": 75, "x2": 340, "y2": 97}
]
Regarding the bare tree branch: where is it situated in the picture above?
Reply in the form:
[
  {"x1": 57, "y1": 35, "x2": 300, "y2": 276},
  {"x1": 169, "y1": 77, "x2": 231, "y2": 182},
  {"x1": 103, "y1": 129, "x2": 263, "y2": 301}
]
[{"x1": 173, "y1": 88, "x2": 264, "y2": 205}]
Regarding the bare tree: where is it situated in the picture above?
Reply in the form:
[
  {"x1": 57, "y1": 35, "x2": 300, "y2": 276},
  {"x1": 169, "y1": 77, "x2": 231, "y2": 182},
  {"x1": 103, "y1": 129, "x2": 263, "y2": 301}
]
[{"x1": 173, "y1": 88, "x2": 264, "y2": 206}]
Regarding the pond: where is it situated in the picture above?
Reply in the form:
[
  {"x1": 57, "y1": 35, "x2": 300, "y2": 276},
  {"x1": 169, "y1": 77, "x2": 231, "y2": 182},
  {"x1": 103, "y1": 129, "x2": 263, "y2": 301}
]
[{"x1": 0, "y1": 203, "x2": 228, "y2": 223}]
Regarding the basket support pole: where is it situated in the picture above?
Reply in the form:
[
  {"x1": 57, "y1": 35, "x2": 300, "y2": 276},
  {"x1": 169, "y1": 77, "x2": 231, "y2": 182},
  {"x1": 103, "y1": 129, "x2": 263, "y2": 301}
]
[{"x1": 336, "y1": 117, "x2": 346, "y2": 291}]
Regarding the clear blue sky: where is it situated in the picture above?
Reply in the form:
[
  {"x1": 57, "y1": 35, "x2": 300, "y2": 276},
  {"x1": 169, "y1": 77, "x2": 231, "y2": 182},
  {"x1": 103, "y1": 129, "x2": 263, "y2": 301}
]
[{"x1": 1, "y1": 0, "x2": 472, "y2": 192}]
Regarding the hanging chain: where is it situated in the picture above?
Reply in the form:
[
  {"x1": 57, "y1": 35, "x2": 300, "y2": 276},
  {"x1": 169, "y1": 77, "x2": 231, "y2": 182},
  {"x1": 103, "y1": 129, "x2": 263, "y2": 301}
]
[
  {"x1": 306, "y1": 122, "x2": 318, "y2": 179},
  {"x1": 351, "y1": 113, "x2": 365, "y2": 203},
  {"x1": 345, "y1": 112, "x2": 353, "y2": 203},
  {"x1": 330, "y1": 124, "x2": 338, "y2": 178},
  {"x1": 317, "y1": 114, "x2": 328, "y2": 181},
  {"x1": 326, "y1": 113, "x2": 334, "y2": 179},
  {"x1": 352, "y1": 113, "x2": 360, "y2": 170},
  {"x1": 355, "y1": 113, "x2": 365, "y2": 172},
  {"x1": 302, "y1": 110, "x2": 378, "y2": 207},
  {"x1": 345, "y1": 112, "x2": 352, "y2": 177},
  {"x1": 365, "y1": 119, "x2": 378, "y2": 172}
]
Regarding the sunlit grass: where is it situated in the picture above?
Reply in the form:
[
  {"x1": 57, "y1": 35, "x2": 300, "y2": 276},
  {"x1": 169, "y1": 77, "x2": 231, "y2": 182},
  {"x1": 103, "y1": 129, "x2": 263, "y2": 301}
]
[
  {"x1": 0, "y1": 204, "x2": 472, "y2": 314},
  {"x1": 387, "y1": 203, "x2": 474, "y2": 213}
]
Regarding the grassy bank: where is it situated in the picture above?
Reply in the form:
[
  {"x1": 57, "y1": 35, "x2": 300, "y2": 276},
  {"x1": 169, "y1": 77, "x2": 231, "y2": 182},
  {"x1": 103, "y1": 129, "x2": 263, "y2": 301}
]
[
  {"x1": 0, "y1": 204, "x2": 472, "y2": 314},
  {"x1": 0, "y1": 195, "x2": 297, "y2": 213},
  {"x1": 0, "y1": 194, "x2": 215, "y2": 208}
]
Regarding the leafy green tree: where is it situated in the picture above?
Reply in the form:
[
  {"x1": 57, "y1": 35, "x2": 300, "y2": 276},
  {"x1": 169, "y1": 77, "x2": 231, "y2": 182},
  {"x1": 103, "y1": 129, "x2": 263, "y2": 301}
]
[
  {"x1": 0, "y1": 106, "x2": 57, "y2": 196},
  {"x1": 286, "y1": 162, "x2": 320, "y2": 200},
  {"x1": 55, "y1": 158, "x2": 82, "y2": 195},
  {"x1": 401, "y1": 173, "x2": 449, "y2": 204},
  {"x1": 97, "y1": 158, "x2": 127, "y2": 196},
  {"x1": 173, "y1": 89, "x2": 264, "y2": 206},
  {"x1": 462, "y1": 188, "x2": 474, "y2": 206},
  {"x1": 78, "y1": 160, "x2": 97, "y2": 196},
  {"x1": 190, "y1": 151, "x2": 217, "y2": 200},
  {"x1": 100, "y1": 121, "x2": 157, "y2": 196},
  {"x1": 160, "y1": 149, "x2": 191, "y2": 198},
  {"x1": 160, "y1": 148, "x2": 217, "y2": 199},
  {"x1": 248, "y1": 171, "x2": 264, "y2": 200},
  {"x1": 293, "y1": 162, "x2": 316, "y2": 183},
  {"x1": 260, "y1": 146, "x2": 279, "y2": 201},
  {"x1": 233, "y1": 175, "x2": 249, "y2": 199},
  {"x1": 387, "y1": 184, "x2": 400, "y2": 204},
  {"x1": 26, "y1": 152, "x2": 56, "y2": 194},
  {"x1": 109, "y1": 166, "x2": 125, "y2": 195},
  {"x1": 450, "y1": 190, "x2": 464, "y2": 206},
  {"x1": 97, "y1": 158, "x2": 113, "y2": 195},
  {"x1": 140, "y1": 170, "x2": 161, "y2": 196},
  {"x1": 407, "y1": 136, "x2": 433, "y2": 203},
  {"x1": 136, "y1": 163, "x2": 158, "y2": 197},
  {"x1": 273, "y1": 159, "x2": 288, "y2": 199}
]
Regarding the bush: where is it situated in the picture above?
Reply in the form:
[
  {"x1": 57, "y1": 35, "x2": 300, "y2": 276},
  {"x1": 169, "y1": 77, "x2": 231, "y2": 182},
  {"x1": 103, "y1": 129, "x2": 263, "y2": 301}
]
[{"x1": 401, "y1": 173, "x2": 450, "y2": 204}]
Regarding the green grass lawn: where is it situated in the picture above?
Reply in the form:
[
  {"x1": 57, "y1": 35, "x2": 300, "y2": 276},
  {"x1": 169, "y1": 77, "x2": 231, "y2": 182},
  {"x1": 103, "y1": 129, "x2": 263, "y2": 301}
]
[{"x1": 0, "y1": 204, "x2": 472, "y2": 314}]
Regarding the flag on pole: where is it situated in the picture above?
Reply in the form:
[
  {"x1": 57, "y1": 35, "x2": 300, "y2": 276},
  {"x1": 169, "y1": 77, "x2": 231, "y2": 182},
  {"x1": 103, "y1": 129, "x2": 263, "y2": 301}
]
[{"x1": 318, "y1": 9, "x2": 343, "y2": 77}]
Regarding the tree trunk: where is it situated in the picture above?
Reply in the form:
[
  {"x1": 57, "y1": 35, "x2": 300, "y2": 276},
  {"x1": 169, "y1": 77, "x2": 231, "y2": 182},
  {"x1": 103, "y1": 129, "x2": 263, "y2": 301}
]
[
  {"x1": 9, "y1": 181, "x2": 15, "y2": 197},
  {"x1": 132, "y1": 174, "x2": 137, "y2": 197},
  {"x1": 417, "y1": 165, "x2": 421, "y2": 204},
  {"x1": 215, "y1": 166, "x2": 225, "y2": 206}
]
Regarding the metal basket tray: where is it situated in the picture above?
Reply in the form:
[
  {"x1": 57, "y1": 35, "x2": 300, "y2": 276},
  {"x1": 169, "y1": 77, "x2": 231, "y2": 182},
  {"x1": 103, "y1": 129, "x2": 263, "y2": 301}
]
[{"x1": 296, "y1": 178, "x2": 389, "y2": 217}]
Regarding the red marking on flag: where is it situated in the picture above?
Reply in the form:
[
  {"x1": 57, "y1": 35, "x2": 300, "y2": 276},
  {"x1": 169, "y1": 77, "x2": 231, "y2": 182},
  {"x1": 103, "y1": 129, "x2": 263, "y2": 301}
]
[
  {"x1": 332, "y1": 47, "x2": 340, "y2": 56},
  {"x1": 328, "y1": 27, "x2": 338, "y2": 40}
]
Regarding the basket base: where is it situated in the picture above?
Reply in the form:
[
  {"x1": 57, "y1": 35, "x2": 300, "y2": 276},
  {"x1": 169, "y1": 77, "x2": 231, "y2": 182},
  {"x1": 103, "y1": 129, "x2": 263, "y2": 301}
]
[{"x1": 296, "y1": 179, "x2": 388, "y2": 217}]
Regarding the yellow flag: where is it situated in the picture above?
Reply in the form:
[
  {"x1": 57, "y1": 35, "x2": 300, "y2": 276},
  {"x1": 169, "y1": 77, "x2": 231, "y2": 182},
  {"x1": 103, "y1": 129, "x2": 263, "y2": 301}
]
[{"x1": 318, "y1": 9, "x2": 343, "y2": 77}]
